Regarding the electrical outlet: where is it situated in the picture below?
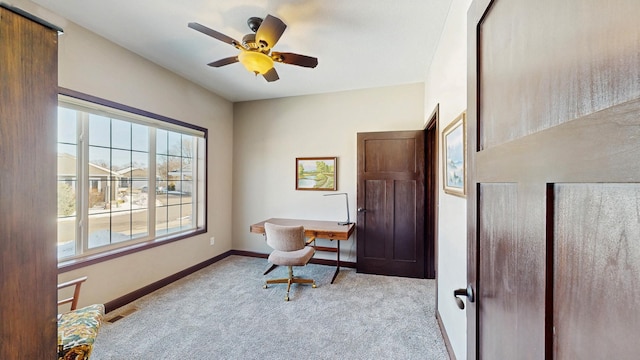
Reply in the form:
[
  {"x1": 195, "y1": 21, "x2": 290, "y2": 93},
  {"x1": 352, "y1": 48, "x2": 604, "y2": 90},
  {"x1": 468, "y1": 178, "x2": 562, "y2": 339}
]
[{"x1": 209, "y1": 237, "x2": 215, "y2": 246}]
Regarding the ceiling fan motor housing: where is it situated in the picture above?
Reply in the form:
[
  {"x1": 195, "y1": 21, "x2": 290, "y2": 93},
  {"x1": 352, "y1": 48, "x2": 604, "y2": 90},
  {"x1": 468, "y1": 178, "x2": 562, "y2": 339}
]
[
  {"x1": 247, "y1": 17, "x2": 263, "y2": 32},
  {"x1": 242, "y1": 33, "x2": 257, "y2": 48}
]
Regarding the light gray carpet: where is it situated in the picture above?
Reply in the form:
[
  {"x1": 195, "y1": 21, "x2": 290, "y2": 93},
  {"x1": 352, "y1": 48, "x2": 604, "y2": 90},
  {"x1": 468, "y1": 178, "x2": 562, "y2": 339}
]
[{"x1": 92, "y1": 255, "x2": 449, "y2": 359}]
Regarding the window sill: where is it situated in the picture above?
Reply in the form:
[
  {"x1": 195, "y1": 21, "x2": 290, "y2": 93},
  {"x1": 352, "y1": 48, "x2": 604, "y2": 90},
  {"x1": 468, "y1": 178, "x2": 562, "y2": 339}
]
[{"x1": 57, "y1": 228, "x2": 206, "y2": 273}]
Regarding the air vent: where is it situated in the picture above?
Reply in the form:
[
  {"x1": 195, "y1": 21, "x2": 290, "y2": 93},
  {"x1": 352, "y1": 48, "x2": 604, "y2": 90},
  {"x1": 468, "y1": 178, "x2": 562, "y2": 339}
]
[{"x1": 106, "y1": 307, "x2": 138, "y2": 323}]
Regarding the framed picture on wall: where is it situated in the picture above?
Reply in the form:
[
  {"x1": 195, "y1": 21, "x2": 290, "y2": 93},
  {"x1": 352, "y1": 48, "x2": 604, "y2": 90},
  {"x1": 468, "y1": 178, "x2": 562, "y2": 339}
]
[
  {"x1": 296, "y1": 157, "x2": 337, "y2": 191},
  {"x1": 442, "y1": 112, "x2": 466, "y2": 197}
]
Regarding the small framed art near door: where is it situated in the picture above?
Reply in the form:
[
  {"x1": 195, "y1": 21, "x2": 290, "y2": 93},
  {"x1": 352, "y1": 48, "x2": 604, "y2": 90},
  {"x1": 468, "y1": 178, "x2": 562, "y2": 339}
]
[{"x1": 442, "y1": 112, "x2": 466, "y2": 197}]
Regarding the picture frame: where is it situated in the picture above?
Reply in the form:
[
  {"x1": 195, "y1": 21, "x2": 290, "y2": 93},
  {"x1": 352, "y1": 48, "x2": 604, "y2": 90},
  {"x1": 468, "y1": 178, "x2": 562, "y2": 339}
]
[
  {"x1": 296, "y1": 157, "x2": 337, "y2": 191},
  {"x1": 442, "y1": 112, "x2": 466, "y2": 197}
]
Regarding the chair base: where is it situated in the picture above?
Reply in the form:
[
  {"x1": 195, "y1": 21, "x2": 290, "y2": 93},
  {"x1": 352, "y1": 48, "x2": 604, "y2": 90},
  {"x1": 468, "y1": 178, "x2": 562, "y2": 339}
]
[{"x1": 263, "y1": 266, "x2": 316, "y2": 301}]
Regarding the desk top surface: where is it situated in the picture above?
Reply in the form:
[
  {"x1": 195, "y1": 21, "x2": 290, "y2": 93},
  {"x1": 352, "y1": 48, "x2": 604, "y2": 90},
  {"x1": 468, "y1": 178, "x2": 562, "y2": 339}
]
[{"x1": 250, "y1": 218, "x2": 355, "y2": 240}]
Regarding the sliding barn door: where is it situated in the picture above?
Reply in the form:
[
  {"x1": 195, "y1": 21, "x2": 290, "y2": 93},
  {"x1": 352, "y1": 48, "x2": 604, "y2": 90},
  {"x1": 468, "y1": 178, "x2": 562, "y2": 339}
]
[
  {"x1": 466, "y1": 0, "x2": 640, "y2": 358},
  {"x1": 0, "y1": 5, "x2": 60, "y2": 358}
]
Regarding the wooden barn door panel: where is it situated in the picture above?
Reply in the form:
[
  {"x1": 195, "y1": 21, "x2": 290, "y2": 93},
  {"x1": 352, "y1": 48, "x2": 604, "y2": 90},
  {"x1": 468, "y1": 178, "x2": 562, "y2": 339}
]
[
  {"x1": 477, "y1": 182, "x2": 547, "y2": 359},
  {"x1": 362, "y1": 179, "x2": 387, "y2": 259},
  {"x1": 553, "y1": 184, "x2": 640, "y2": 359},
  {"x1": 0, "y1": 5, "x2": 59, "y2": 358},
  {"x1": 467, "y1": 0, "x2": 640, "y2": 358}
]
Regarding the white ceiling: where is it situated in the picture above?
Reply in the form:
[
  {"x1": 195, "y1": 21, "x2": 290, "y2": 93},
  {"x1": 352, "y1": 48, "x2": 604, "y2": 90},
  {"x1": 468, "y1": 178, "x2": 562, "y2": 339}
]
[{"x1": 32, "y1": 0, "x2": 453, "y2": 102}]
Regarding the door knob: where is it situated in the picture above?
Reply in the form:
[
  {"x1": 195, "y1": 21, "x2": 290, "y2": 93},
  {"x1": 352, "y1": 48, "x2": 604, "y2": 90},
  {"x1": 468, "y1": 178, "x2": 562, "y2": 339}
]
[
  {"x1": 357, "y1": 208, "x2": 367, "y2": 212},
  {"x1": 453, "y1": 284, "x2": 475, "y2": 310}
]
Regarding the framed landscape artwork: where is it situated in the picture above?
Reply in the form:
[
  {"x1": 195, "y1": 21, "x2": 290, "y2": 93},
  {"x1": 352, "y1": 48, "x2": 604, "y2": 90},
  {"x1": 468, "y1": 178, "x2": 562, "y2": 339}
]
[
  {"x1": 296, "y1": 157, "x2": 337, "y2": 191},
  {"x1": 442, "y1": 112, "x2": 466, "y2": 197}
]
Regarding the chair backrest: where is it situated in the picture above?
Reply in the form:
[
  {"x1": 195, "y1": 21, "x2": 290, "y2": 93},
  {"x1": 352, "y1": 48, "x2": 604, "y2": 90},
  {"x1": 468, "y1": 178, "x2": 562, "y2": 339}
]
[
  {"x1": 264, "y1": 223, "x2": 306, "y2": 252},
  {"x1": 57, "y1": 276, "x2": 88, "y2": 311}
]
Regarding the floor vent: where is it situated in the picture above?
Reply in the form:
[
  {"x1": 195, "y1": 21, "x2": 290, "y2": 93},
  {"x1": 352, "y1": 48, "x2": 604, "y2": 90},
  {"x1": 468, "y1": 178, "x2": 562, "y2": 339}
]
[
  {"x1": 107, "y1": 315, "x2": 124, "y2": 323},
  {"x1": 106, "y1": 307, "x2": 138, "y2": 323}
]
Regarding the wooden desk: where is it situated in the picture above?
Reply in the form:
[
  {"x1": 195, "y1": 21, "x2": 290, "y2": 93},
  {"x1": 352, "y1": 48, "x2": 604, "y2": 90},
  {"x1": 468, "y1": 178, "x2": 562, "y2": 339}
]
[{"x1": 250, "y1": 218, "x2": 355, "y2": 284}]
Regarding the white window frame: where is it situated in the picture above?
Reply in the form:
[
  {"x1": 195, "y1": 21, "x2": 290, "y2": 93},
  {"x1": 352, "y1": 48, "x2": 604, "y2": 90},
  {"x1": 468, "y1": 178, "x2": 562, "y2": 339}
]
[{"x1": 57, "y1": 90, "x2": 207, "y2": 265}]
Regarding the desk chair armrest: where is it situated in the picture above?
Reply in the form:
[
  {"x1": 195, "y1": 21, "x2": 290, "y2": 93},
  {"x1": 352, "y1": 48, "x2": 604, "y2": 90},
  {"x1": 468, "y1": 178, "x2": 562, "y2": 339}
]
[
  {"x1": 58, "y1": 276, "x2": 88, "y2": 311},
  {"x1": 305, "y1": 236, "x2": 316, "y2": 245}
]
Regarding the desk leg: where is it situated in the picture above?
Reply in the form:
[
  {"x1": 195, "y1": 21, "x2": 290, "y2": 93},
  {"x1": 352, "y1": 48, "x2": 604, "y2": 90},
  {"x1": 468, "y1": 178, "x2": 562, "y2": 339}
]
[
  {"x1": 264, "y1": 264, "x2": 278, "y2": 275},
  {"x1": 331, "y1": 240, "x2": 341, "y2": 284}
]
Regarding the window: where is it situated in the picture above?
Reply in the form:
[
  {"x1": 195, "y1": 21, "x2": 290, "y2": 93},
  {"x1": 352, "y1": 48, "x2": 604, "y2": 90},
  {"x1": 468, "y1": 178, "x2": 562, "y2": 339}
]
[{"x1": 57, "y1": 91, "x2": 206, "y2": 261}]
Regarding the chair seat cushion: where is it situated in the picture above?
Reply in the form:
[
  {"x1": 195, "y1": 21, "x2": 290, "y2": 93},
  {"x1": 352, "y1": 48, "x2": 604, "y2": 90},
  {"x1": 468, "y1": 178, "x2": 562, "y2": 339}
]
[
  {"x1": 268, "y1": 246, "x2": 315, "y2": 266},
  {"x1": 58, "y1": 303, "x2": 104, "y2": 359}
]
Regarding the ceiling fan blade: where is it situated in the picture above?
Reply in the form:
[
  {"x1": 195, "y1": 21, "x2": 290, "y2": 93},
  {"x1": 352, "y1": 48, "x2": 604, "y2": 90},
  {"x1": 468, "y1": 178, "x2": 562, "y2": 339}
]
[
  {"x1": 263, "y1": 67, "x2": 279, "y2": 82},
  {"x1": 207, "y1": 56, "x2": 239, "y2": 67},
  {"x1": 188, "y1": 22, "x2": 240, "y2": 48},
  {"x1": 255, "y1": 15, "x2": 287, "y2": 51},
  {"x1": 271, "y1": 52, "x2": 318, "y2": 68}
]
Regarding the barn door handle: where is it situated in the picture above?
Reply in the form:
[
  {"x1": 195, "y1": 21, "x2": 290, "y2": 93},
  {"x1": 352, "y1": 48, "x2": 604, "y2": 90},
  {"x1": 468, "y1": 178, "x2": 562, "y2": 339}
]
[
  {"x1": 453, "y1": 284, "x2": 475, "y2": 310},
  {"x1": 357, "y1": 208, "x2": 367, "y2": 213}
]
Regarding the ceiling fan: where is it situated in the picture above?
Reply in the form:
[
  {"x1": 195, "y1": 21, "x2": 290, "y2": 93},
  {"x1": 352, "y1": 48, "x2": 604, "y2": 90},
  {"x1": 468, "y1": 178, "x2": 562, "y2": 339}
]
[{"x1": 188, "y1": 15, "x2": 318, "y2": 82}]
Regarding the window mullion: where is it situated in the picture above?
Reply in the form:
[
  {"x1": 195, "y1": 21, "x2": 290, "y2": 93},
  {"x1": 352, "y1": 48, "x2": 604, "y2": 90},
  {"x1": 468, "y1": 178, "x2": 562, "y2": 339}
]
[
  {"x1": 148, "y1": 128, "x2": 157, "y2": 237},
  {"x1": 197, "y1": 137, "x2": 205, "y2": 228},
  {"x1": 78, "y1": 113, "x2": 90, "y2": 255},
  {"x1": 192, "y1": 137, "x2": 198, "y2": 228}
]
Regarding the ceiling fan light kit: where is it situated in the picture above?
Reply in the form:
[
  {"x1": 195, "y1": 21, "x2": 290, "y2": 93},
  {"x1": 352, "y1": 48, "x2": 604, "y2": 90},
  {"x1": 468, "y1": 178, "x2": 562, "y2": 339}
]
[
  {"x1": 238, "y1": 50, "x2": 273, "y2": 75},
  {"x1": 188, "y1": 14, "x2": 318, "y2": 82}
]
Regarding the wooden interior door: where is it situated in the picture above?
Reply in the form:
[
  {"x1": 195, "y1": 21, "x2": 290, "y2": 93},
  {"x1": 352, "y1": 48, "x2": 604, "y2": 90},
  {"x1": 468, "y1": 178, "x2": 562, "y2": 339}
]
[
  {"x1": 466, "y1": 0, "x2": 640, "y2": 359},
  {"x1": 424, "y1": 107, "x2": 438, "y2": 279},
  {"x1": 356, "y1": 131, "x2": 425, "y2": 278},
  {"x1": 0, "y1": 5, "x2": 60, "y2": 357}
]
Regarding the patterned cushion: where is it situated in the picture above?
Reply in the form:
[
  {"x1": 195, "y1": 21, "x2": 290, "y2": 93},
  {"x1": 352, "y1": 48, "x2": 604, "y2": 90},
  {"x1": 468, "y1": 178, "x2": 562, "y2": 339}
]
[{"x1": 58, "y1": 304, "x2": 104, "y2": 360}]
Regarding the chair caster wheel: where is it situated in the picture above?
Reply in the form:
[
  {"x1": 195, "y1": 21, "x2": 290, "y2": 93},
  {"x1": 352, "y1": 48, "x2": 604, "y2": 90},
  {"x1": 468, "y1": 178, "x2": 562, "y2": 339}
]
[
  {"x1": 284, "y1": 296, "x2": 289, "y2": 301},
  {"x1": 263, "y1": 284, "x2": 267, "y2": 289},
  {"x1": 312, "y1": 283, "x2": 317, "y2": 288}
]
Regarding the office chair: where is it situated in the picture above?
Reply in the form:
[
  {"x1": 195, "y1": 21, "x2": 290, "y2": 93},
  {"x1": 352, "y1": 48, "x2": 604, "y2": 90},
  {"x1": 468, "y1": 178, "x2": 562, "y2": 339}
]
[
  {"x1": 263, "y1": 222, "x2": 316, "y2": 301},
  {"x1": 57, "y1": 276, "x2": 104, "y2": 360}
]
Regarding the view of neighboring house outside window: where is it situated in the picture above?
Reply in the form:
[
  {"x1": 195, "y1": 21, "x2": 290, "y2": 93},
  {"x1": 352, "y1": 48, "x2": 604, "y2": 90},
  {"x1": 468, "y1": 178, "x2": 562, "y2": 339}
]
[{"x1": 57, "y1": 93, "x2": 206, "y2": 261}]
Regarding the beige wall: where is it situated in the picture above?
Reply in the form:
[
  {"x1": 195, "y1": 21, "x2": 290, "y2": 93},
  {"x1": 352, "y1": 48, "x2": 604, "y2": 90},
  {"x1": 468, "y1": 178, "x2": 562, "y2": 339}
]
[
  {"x1": 424, "y1": 0, "x2": 471, "y2": 358},
  {"x1": 14, "y1": 2, "x2": 470, "y2": 356},
  {"x1": 11, "y1": 0, "x2": 234, "y2": 310},
  {"x1": 232, "y1": 84, "x2": 425, "y2": 262}
]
